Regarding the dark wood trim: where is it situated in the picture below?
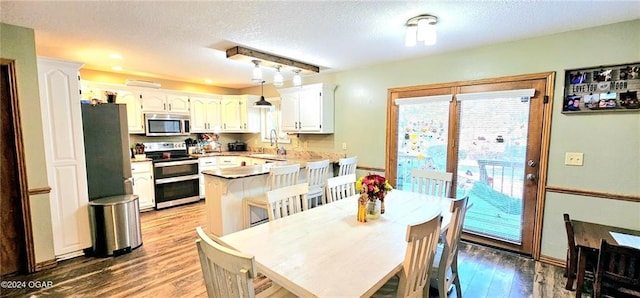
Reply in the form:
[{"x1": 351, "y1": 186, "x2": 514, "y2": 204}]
[
  {"x1": 532, "y1": 71, "x2": 556, "y2": 260},
  {"x1": 28, "y1": 186, "x2": 52, "y2": 196},
  {"x1": 2, "y1": 58, "x2": 37, "y2": 273},
  {"x1": 356, "y1": 166, "x2": 385, "y2": 173},
  {"x1": 545, "y1": 186, "x2": 640, "y2": 203},
  {"x1": 387, "y1": 72, "x2": 556, "y2": 259},
  {"x1": 539, "y1": 255, "x2": 565, "y2": 268},
  {"x1": 34, "y1": 259, "x2": 57, "y2": 271}
]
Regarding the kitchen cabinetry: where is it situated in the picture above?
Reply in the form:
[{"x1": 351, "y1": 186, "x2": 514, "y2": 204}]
[
  {"x1": 116, "y1": 90, "x2": 144, "y2": 133},
  {"x1": 190, "y1": 95, "x2": 222, "y2": 133},
  {"x1": 278, "y1": 83, "x2": 335, "y2": 133},
  {"x1": 217, "y1": 156, "x2": 241, "y2": 168},
  {"x1": 221, "y1": 95, "x2": 260, "y2": 133},
  {"x1": 38, "y1": 57, "x2": 92, "y2": 257},
  {"x1": 141, "y1": 91, "x2": 190, "y2": 114},
  {"x1": 198, "y1": 157, "x2": 217, "y2": 198},
  {"x1": 81, "y1": 82, "x2": 145, "y2": 134},
  {"x1": 131, "y1": 161, "x2": 155, "y2": 210}
]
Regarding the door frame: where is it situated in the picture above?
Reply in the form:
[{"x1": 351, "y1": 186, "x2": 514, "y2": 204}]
[
  {"x1": 385, "y1": 72, "x2": 555, "y2": 259},
  {"x1": 1, "y1": 58, "x2": 37, "y2": 273}
]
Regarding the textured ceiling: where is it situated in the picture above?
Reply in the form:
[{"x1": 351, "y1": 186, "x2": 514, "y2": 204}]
[{"x1": 2, "y1": 1, "x2": 639, "y2": 89}]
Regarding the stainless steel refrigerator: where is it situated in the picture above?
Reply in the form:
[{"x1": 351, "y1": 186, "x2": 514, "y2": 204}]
[{"x1": 81, "y1": 103, "x2": 133, "y2": 200}]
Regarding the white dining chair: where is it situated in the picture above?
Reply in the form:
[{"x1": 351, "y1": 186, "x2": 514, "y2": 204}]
[
  {"x1": 305, "y1": 160, "x2": 330, "y2": 208},
  {"x1": 266, "y1": 183, "x2": 309, "y2": 222},
  {"x1": 195, "y1": 227, "x2": 296, "y2": 298},
  {"x1": 430, "y1": 196, "x2": 470, "y2": 298},
  {"x1": 410, "y1": 169, "x2": 453, "y2": 198},
  {"x1": 338, "y1": 156, "x2": 357, "y2": 176},
  {"x1": 372, "y1": 211, "x2": 442, "y2": 298},
  {"x1": 242, "y1": 164, "x2": 300, "y2": 228},
  {"x1": 325, "y1": 173, "x2": 356, "y2": 204}
]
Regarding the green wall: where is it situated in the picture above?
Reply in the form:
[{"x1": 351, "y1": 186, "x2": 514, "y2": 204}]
[
  {"x1": 304, "y1": 19, "x2": 640, "y2": 260},
  {"x1": 0, "y1": 23, "x2": 55, "y2": 263}
]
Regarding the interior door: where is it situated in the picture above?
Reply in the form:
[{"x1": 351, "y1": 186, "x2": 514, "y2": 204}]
[{"x1": 387, "y1": 73, "x2": 554, "y2": 255}]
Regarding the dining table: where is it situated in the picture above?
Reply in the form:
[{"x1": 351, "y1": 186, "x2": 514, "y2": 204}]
[
  {"x1": 571, "y1": 219, "x2": 640, "y2": 297},
  {"x1": 218, "y1": 189, "x2": 453, "y2": 298}
]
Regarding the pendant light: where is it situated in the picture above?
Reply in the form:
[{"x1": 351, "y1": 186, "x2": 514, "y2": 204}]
[
  {"x1": 253, "y1": 80, "x2": 272, "y2": 108},
  {"x1": 292, "y1": 69, "x2": 302, "y2": 87},
  {"x1": 251, "y1": 60, "x2": 263, "y2": 82},
  {"x1": 273, "y1": 65, "x2": 284, "y2": 87}
]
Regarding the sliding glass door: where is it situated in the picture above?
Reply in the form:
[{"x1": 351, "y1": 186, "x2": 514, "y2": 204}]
[{"x1": 387, "y1": 74, "x2": 554, "y2": 255}]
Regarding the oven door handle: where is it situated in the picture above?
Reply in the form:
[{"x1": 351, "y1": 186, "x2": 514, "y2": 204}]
[
  {"x1": 155, "y1": 174, "x2": 199, "y2": 185},
  {"x1": 154, "y1": 159, "x2": 198, "y2": 167}
]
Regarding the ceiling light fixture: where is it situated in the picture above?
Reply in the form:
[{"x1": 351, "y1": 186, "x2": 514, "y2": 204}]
[
  {"x1": 226, "y1": 46, "x2": 320, "y2": 85},
  {"x1": 405, "y1": 14, "x2": 438, "y2": 46},
  {"x1": 292, "y1": 70, "x2": 302, "y2": 87},
  {"x1": 253, "y1": 80, "x2": 272, "y2": 109},
  {"x1": 251, "y1": 60, "x2": 263, "y2": 82},
  {"x1": 273, "y1": 65, "x2": 284, "y2": 87}
]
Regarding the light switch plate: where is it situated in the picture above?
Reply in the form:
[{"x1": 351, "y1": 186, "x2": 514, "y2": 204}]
[
  {"x1": 342, "y1": 142, "x2": 347, "y2": 150},
  {"x1": 565, "y1": 152, "x2": 584, "y2": 166}
]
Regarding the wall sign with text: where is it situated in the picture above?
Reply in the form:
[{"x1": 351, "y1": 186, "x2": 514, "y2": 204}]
[{"x1": 562, "y1": 62, "x2": 639, "y2": 114}]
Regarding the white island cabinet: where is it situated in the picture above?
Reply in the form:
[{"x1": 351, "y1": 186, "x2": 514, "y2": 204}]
[{"x1": 203, "y1": 165, "x2": 273, "y2": 236}]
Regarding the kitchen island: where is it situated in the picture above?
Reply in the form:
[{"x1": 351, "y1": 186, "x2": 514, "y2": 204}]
[{"x1": 203, "y1": 163, "x2": 287, "y2": 236}]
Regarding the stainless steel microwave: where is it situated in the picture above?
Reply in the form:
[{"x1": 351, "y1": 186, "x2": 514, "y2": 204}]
[{"x1": 144, "y1": 113, "x2": 190, "y2": 136}]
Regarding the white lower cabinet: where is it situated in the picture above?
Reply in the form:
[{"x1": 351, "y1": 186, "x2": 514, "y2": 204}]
[
  {"x1": 131, "y1": 161, "x2": 155, "y2": 210},
  {"x1": 199, "y1": 157, "x2": 218, "y2": 198}
]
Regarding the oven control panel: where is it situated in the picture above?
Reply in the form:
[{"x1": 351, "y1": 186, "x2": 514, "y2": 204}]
[{"x1": 144, "y1": 142, "x2": 186, "y2": 152}]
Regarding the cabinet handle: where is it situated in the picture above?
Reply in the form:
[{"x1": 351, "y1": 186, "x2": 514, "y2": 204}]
[
  {"x1": 244, "y1": 123, "x2": 247, "y2": 129},
  {"x1": 164, "y1": 103, "x2": 167, "y2": 110},
  {"x1": 132, "y1": 178, "x2": 135, "y2": 186},
  {"x1": 169, "y1": 104, "x2": 172, "y2": 110}
]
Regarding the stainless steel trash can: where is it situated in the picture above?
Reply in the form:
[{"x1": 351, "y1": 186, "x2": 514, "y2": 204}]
[{"x1": 88, "y1": 194, "x2": 142, "y2": 257}]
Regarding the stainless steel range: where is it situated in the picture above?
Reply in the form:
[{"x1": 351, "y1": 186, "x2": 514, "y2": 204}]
[{"x1": 144, "y1": 142, "x2": 199, "y2": 209}]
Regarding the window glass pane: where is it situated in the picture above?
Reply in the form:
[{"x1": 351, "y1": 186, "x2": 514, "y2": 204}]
[
  {"x1": 260, "y1": 99, "x2": 290, "y2": 144},
  {"x1": 457, "y1": 97, "x2": 529, "y2": 243},
  {"x1": 396, "y1": 101, "x2": 450, "y2": 190}
]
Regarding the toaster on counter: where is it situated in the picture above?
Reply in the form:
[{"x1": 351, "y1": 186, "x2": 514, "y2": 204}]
[{"x1": 228, "y1": 141, "x2": 247, "y2": 151}]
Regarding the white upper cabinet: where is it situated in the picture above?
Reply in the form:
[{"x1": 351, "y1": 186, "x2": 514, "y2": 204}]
[
  {"x1": 81, "y1": 82, "x2": 145, "y2": 134},
  {"x1": 116, "y1": 90, "x2": 144, "y2": 134},
  {"x1": 190, "y1": 95, "x2": 222, "y2": 133},
  {"x1": 278, "y1": 83, "x2": 335, "y2": 133},
  {"x1": 221, "y1": 95, "x2": 260, "y2": 133},
  {"x1": 141, "y1": 91, "x2": 190, "y2": 114}
]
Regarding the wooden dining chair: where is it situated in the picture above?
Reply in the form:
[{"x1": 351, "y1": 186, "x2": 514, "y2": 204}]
[
  {"x1": 430, "y1": 196, "x2": 469, "y2": 298},
  {"x1": 593, "y1": 239, "x2": 640, "y2": 298},
  {"x1": 410, "y1": 170, "x2": 453, "y2": 198},
  {"x1": 195, "y1": 227, "x2": 295, "y2": 298},
  {"x1": 325, "y1": 173, "x2": 356, "y2": 204},
  {"x1": 305, "y1": 160, "x2": 330, "y2": 208},
  {"x1": 242, "y1": 164, "x2": 300, "y2": 228},
  {"x1": 372, "y1": 211, "x2": 442, "y2": 298},
  {"x1": 564, "y1": 213, "x2": 597, "y2": 290},
  {"x1": 266, "y1": 183, "x2": 309, "y2": 222},
  {"x1": 338, "y1": 156, "x2": 357, "y2": 176}
]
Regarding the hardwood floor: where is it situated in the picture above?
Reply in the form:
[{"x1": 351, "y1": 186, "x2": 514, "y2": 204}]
[{"x1": 1, "y1": 200, "x2": 581, "y2": 297}]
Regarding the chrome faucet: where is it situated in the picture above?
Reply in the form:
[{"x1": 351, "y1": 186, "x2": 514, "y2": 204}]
[{"x1": 270, "y1": 129, "x2": 278, "y2": 149}]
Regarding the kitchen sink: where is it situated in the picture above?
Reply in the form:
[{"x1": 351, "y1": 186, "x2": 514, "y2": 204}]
[{"x1": 249, "y1": 153, "x2": 286, "y2": 160}]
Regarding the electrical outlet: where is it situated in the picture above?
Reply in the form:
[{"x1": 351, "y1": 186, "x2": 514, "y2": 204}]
[
  {"x1": 565, "y1": 152, "x2": 584, "y2": 166},
  {"x1": 342, "y1": 142, "x2": 347, "y2": 150}
]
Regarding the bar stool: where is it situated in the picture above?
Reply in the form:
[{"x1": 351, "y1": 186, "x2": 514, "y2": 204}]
[
  {"x1": 242, "y1": 163, "x2": 300, "y2": 228},
  {"x1": 338, "y1": 156, "x2": 357, "y2": 176},
  {"x1": 305, "y1": 160, "x2": 330, "y2": 207}
]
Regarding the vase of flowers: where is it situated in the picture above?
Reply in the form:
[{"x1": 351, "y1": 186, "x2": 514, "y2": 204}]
[{"x1": 356, "y1": 174, "x2": 393, "y2": 221}]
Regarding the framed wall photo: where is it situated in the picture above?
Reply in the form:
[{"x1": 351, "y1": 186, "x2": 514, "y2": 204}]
[{"x1": 562, "y1": 62, "x2": 640, "y2": 114}]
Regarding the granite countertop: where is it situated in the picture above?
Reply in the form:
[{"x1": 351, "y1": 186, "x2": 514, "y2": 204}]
[{"x1": 203, "y1": 162, "x2": 290, "y2": 179}]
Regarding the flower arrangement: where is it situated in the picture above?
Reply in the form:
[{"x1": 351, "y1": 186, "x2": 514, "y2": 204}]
[{"x1": 356, "y1": 174, "x2": 393, "y2": 202}]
